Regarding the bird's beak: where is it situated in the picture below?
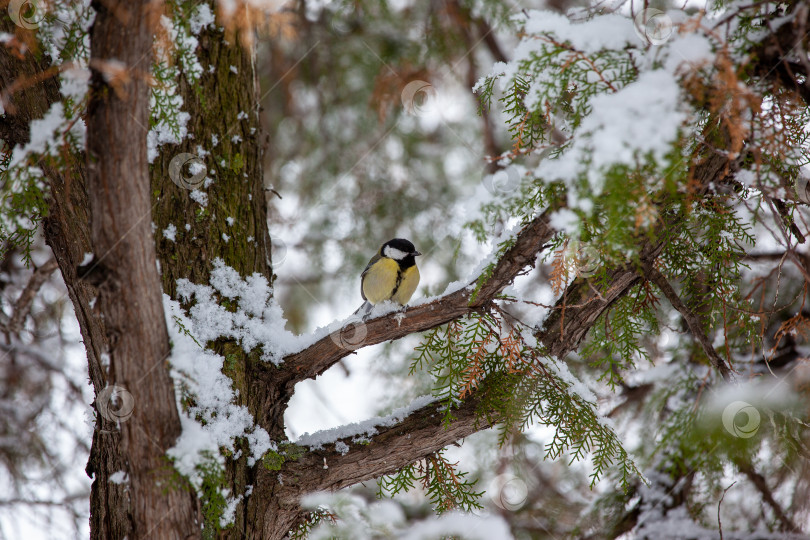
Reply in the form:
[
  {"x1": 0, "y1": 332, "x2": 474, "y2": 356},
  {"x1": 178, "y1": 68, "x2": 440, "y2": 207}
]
[{"x1": 413, "y1": 251, "x2": 422, "y2": 256}]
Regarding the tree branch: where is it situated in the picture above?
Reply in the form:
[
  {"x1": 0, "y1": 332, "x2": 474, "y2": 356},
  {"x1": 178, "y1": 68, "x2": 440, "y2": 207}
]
[
  {"x1": 0, "y1": 22, "x2": 61, "y2": 148},
  {"x1": 648, "y1": 268, "x2": 734, "y2": 381},
  {"x1": 733, "y1": 457, "x2": 801, "y2": 533},
  {"x1": 537, "y1": 235, "x2": 665, "y2": 358},
  {"x1": 0, "y1": 340, "x2": 87, "y2": 401},
  {"x1": 475, "y1": 18, "x2": 508, "y2": 64},
  {"x1": 270, "y1": 238, "x2": 669, "y2": 497},
  {"x1": 5, "y1": 258, "x2": 58, "y2": 333},
  {"x1": 274, "y1": 391, "x2": 489, "y2": 505},
  {"x1": 752, "y1": 6, "x2": 810, "y2": 107}
]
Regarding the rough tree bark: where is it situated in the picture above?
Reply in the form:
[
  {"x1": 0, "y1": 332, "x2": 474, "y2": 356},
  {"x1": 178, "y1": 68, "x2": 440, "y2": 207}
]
[
  {"x1": 84, "y1": 0, "x2": 201, "y2": 537},
  {"x1": 0, "y1": 8, "x2": 134, "y2": 540},
  {"x1": 147, "y1": 14, "x2": 276, "y2": 537}
]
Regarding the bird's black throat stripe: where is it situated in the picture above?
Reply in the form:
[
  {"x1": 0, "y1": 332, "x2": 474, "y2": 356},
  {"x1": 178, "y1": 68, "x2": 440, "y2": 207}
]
[{"x1": 390, "y1": 267, "x2": 403, "y2": 300}]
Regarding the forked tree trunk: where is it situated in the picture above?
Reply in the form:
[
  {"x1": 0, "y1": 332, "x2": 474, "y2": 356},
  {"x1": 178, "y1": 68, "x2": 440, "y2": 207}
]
[{"x1": 2, "y1": 0, "x2": 296, "y2": 533}]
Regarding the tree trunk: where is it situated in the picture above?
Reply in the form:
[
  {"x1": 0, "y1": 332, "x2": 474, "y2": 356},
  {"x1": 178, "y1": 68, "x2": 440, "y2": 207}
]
[
  {"x1": 83, "y1": 0, "x2": 200, "y2": 537},
  {"x1": 147, "y1": 12, "x2": 281, "y2": 538},
  {"x1": 0, "y1": 9, "x2": 139, "y2": 538}
]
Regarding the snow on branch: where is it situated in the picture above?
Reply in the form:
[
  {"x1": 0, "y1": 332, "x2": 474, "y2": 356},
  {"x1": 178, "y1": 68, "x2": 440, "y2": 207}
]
[
  {"x1": 294, "y1": 395, "x2": 437, "y2": 452},
  {"x1": 272, "y1": 387, "x2": 490, "y2": 503}
]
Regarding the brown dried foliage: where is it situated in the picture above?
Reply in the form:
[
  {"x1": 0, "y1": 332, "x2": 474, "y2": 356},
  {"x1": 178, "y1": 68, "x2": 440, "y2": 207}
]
[
  {"x1": 216, "y1": 2, "x2": 299, "y2": 49},
  {"x1": 550, "y1": 243, "x2": 571, "y2": 296},
  {"x1": 369, "y1": 65, "x2": 433, "y2": 122}
]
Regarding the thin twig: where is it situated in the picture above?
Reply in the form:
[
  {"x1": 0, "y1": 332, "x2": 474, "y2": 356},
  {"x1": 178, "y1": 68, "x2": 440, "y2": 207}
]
[
  {"x1": 718, "y1": 480, "x2": 736, "y2": 540},
  {"x1": 6, "y1": 259, "x2": 59, "y2": 333},
  {"x1": 734, "y1": 457, "x2": 801, "y2": 533},
  {"x1": 648, "y1": 268, "x2": 734, "y2": 381}
]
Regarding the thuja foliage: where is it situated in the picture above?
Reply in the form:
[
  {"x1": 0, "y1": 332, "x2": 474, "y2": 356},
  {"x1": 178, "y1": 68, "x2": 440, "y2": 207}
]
[
  {"x1": 402, "y1": 309, "x2": 641, "y2": 492},
  {"x1": 290, "y1": 508, "x2": 337, "y2": 540},
  {"x1": 150, "y1": 0, "x2": 206, "y2": 155},
  {"x1": 383, "y1": 4, "x2": 810, "y2": 526},
  {"x1": 0, "y1": 2, "x2": 91, "y2": 264},
  {"x1": 196, "y1": 454, "x2": 231, "y2": 539},
  {"x1": 378, "y1": 450, "x2": 483, "y2": 513}
]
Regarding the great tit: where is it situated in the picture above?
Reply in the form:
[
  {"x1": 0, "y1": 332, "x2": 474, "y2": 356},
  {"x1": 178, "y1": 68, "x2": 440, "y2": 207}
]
[{"x1": 359, "y1": 238, "x2": 421, "y2": 311}]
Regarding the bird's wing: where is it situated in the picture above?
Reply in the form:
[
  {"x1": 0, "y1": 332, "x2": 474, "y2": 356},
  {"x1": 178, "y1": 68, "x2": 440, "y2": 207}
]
[
  {"x1": 362, "y1": 258, "x2": 399, "y2": 304},
  {"x1": 360, "y1": 252, "x2": 381, "y2": 301}
]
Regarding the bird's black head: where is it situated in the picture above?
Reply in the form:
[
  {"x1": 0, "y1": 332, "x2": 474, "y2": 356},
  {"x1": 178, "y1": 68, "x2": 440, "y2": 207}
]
[{"x1": 381, "y1": 238, "x2": 421, "y2": 268}]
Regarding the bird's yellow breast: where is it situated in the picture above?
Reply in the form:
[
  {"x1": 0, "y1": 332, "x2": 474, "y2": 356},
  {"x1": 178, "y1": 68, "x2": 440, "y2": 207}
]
[{"x1": 362, "y1": 258, "x2": 420, "y2": 305}]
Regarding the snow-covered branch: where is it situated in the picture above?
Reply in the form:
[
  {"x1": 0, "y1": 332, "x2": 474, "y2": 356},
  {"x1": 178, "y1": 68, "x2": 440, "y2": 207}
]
[
  {"x1": 252, "y1": 120, "x2": 749, "y2": 501},
  {"x1": 272, "y1": 386, "x2": 490, "y2": 503},
  {"x1": 266, "y1": 212, "x2": 557, "y2": 393}
]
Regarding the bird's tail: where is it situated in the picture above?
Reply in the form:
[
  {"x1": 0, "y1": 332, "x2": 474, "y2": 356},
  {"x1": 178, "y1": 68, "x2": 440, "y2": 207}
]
[{"x1": 352, "y1": 301, "x2": 372, "y2": 317}]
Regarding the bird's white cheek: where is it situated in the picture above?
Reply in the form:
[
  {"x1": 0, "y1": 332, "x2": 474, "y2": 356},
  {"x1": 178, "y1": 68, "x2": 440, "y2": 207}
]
[{"x1": 383, "y1": 246, "x2": 408, "y2": 260}]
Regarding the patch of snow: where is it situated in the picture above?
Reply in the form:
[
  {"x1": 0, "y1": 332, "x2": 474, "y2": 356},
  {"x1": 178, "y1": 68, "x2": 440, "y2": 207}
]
[
  {"x1": 334, "y1": 441, "x2": 350, "y2": 455},
  {"x1": 163, "y1": 224, "x2": 177, "y2": 242},
  {"x1": 296, "y1": 395, "x2": 435, "y2": 449},
  {"x1": 189, "y1": 189, "x2": 208, "y2": 207},
  {"x1": 189, "y1": 4, "x2": 215, "y2": 34},
  {"x1": 175, "y1": 258, "x2": 306, "y2": 363},
  {"x1": 109, "y1": 471, "x2": 128, "y2": 484},
  {"x1": 164, "y1": 293, "x2": 275, "y2": 484},
  {"x1": 537, "y1": 70, "x2": 686, "y2": 193}
]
